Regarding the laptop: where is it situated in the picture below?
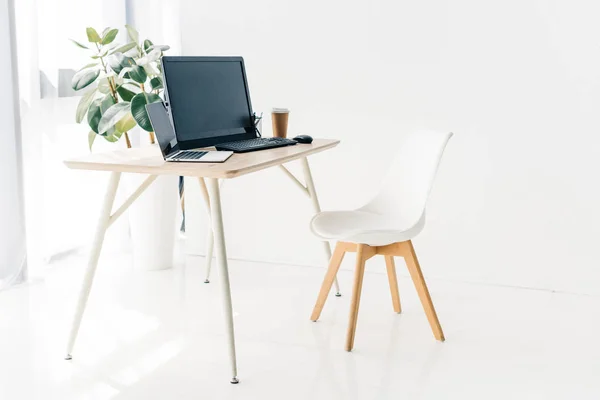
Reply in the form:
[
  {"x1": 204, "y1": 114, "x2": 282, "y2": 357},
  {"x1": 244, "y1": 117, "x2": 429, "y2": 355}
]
[
  {"x1": 161, "y1": 56, "x2": 297, "y2": 153},
  {"x1": 146, "y1": 102, "x2": 233, "y2": 163}
]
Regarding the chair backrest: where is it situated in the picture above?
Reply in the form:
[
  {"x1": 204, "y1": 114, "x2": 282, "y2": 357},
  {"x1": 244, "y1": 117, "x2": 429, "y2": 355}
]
[{"x1": 360, "y1": 130, "x2": 453, "y2": 227}]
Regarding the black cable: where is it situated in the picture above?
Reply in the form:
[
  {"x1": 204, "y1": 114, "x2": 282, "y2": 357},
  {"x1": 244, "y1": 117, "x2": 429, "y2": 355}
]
[{"x1": 253, "y1": 112, "x2": 263, "y2": 137}]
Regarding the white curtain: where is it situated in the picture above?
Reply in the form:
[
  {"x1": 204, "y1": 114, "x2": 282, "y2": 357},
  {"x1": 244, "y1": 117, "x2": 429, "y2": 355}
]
[
  {"x1": 11, "y1": 0, "x2": 181, "y2": 277},
  {"x1": 0, "y1": 0, "x2": 27, "y2": 289}
]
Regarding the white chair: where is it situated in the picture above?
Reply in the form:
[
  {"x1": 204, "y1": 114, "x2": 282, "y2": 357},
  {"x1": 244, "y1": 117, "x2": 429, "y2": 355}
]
[{"x1": 310, "y1": 130, "x2": 453, "y2": 351}]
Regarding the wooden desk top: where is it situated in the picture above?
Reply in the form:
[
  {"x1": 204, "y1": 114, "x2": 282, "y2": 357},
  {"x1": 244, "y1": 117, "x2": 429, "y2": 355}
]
[{"x1": 64, "y1": 139, "x2": 340, "y2": 179}]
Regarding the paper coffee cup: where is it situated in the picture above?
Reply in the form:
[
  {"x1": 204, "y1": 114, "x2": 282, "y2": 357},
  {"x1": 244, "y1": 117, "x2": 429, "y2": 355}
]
[{"x1": 271, "y1": 108, "x2": 290, "y2": 138}]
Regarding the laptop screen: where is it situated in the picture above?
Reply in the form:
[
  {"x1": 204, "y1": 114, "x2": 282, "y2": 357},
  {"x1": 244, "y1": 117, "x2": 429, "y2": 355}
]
[
  {"x1": 146, "y1": 102, "x2": 178, "y2": 158},
  {"x1": 162, "y1": 57, "x2": 256, "y2": 149}
]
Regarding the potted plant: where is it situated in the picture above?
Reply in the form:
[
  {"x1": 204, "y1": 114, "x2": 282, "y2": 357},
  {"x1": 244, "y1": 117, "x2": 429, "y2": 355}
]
[
  {"x1": 70, "y1": 25, "x2": 169, "y2": 148},
  {"x1": 70, "y1": 25, "x2": 178, "y2": 271}
]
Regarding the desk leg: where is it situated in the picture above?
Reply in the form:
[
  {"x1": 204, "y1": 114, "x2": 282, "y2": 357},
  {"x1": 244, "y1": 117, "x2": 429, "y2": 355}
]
[
  {"x1": 206, "y1": 178, "x2": 239, "y2": 384},
  {"x1": 204, "y1": 226, "x2": 214, "y2": 283},
  {"x1": 301, "y1": 157, "x2": 341, "y2": 296},
  {"x1": 198, "y1": 178, "x2": 215, "y2": 283},
  {"x1": 65, "y1": 171, "x2": 121, "y2": 360}
]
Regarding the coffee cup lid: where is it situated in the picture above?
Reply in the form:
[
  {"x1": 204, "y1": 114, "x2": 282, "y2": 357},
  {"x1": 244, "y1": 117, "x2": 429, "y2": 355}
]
[{"x1": 272, "y1": 107, "x2": 290, "y2": 113}]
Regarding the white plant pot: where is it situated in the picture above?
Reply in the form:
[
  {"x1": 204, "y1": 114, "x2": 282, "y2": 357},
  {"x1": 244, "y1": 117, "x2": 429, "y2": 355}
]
[{"x1": 127, "y1": 173, "x2": 179, "y2": 271}]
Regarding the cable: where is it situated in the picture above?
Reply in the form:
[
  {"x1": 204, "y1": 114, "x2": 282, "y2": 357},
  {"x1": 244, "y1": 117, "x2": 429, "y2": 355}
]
[{"x1": 253, "y1": 112, "x2": 263, "y2": 137}]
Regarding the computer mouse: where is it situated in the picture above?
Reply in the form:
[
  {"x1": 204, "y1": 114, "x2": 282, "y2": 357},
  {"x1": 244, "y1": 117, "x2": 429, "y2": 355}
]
[{"x1": 293, "y1": 134, "x2": 313, "y2": 144}]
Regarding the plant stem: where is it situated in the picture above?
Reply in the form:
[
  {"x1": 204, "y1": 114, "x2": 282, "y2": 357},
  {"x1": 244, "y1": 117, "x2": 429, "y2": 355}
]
[
  {"x1": 124, "y1": 132, "x2": 132, "y2": 148},
  {"x1": 108, "y1": 76, "x2": 118, "y2": 102},
  {"x1": 96, "y1": 43, "x2": 131, "y2": 148},
  {"x1": 96, "y1": 44, "x2": 117, "y2": 102}
]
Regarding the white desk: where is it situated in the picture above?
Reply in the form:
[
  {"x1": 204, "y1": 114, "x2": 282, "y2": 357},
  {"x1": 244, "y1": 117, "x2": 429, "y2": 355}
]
[{"x1": 63, "y1": 139, "x2": 340, "y2": 383}]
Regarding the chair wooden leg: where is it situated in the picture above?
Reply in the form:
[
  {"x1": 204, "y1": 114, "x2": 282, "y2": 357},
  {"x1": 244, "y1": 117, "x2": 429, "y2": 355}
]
[
  {"x1": 345, "y1": 244, "x2": 368, "y2": 351},
  {"x1": 384, "y1": 256, "x2": 402, "y2": 313},
  {"x1": 311, "y1": 242, "x2": 346, "y2": 321},
  {"x1": 403, "y1": 240, "x2": 445, "y2": 341}
]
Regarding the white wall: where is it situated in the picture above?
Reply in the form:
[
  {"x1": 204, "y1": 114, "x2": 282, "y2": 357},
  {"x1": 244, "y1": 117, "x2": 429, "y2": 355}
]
[{"x1": 181, "y1": 0, "x2": 600, "y2": 295}]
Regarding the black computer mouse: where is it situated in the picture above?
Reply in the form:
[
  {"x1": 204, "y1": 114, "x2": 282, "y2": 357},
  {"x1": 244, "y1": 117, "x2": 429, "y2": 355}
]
[{"x1": 293, "y1": 134, "x2": 313, "y2": 144}]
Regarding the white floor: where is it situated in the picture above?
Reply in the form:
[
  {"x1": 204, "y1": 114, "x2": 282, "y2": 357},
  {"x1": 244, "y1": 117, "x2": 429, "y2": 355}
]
[{"x1": 1, "y1": 248, "x2": 600, "y2": 400}]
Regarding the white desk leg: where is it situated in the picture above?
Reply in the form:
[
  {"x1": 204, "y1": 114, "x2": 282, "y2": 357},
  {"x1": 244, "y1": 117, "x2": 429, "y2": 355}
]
[
  {"x1": 65, "y1": 171, "x2": 121, "y2": 360},
  {"x1": 204, "y1": 226, "x2": 214, "y2": 283},
  {"x1": 301, "y1": 157, "x2": 341, "y2": 296},
  {"x1": 198, "y1": 178, "x2": 215, "y2": 283},
  {"x1": 206, "y1": 177, "x2": 239, "y2": 384}
]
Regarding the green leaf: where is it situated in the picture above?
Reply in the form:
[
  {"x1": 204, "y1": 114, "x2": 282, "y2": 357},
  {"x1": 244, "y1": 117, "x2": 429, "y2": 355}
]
[
  {"x1": 78, "y1": 62, "x2": 98, "y2": 72},
  {"x1": 116, "y1": 85, "x2": 137, "y2": 102},
  {"x1": 142, "y1": 63, "x2": 160, "y2": 77},
  {"x1": 128, "y1": 65, "x2": 147, "y2": 83},
  {"x1": 121, "y1": 82, "x2": 141, "y2": 89},
  {"x1": 70, "y1": 39, "x2": 89, "y2": 49},
  {"x1": 149, "y1": 76, "x2": 163, "y2": 90},
  {"x1": 87, "y1": 99, "x2": 102, "y2": 133},
  {"x1": 136, "y1": 49, "x2": 162, "y2": 66},
  {"x1": 101, "y1": 28, "x2": 119, "y2": 45},
  {"x1": 143, "y1": 39, "x2": 153, "y2": 53},
  {"x1": 115, "y1": 112, "x2": 137, "y2": 133},
  {"x1": 71, "y1": 68, "x2": 100, "y2": 91},
  {"x1": 97, "y1": 79, "x2": 110, "y2": 94},
  {"x1": 104, "y1": 130, "x2": 123, "y2": 142},
  {"x1": 100, "y1": 96, "x2": 117, "y2": 137},
  {"x1": 88, "y1": 131, "x2": 96, "y2": 151},
  {"x1": 147, "y1": 44, "x2": 170, "y2": 53},
  {"x1": 110, "y1": 42, "x2": 137, "y2": 55},
  {"x1": 86, "y1": 27, "x2": 101, "y2": 43},
  {"x1": 125, "y1": 24, "x2": 139, "y2": 44},
  {"x1": 117, "y1": 66, "x2": 133, "y2": 79},
  {"x1": 101, "y1": 93, "x2": 116, "y2": 112},
  {"x1": 76, "y1": 89, "x2": 97, "y2": 123},
  {"x1": 108, "y1": 52, "x2": 136, "y2": 74},
  {"x1": 131, "y1": 93, "x2": 161, "y2": 131},
  {"x1": 98, "y1": 102, "x2": 131, "y2": 134},
  {"x1": 87, "y1": 94, "x2": 115, "y2": 133}
]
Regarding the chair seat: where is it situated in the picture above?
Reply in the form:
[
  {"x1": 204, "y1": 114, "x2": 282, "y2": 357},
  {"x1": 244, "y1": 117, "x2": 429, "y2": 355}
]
[{"x1": 310, "y1": 210, "x2": 426, "y2": 246}]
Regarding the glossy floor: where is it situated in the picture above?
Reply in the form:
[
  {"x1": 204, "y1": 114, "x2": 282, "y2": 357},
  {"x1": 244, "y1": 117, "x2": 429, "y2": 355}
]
[{"x1": 1, "y1": 251, "x2": 599, "y2": 399}]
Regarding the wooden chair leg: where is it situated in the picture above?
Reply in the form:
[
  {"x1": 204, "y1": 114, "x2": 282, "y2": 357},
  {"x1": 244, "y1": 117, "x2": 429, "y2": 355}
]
[
  {"x1": 384, "y1": 256, "x2": 402, "y2": 313},
  {"x1": 345, "y1": 244, "x2": 368, "y2": 351},
  {"x1": 311, "y1": 242, "x2": 346, "y2": 321},
  {"x1": 403, "y1": 240, "x2": 445, "y2": 341}
]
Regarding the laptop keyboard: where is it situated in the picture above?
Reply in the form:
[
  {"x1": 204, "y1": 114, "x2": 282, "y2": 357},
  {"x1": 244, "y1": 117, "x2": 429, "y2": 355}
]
[{"x1": 171, "y1": 151, "x2": 208, "y2": 160}]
